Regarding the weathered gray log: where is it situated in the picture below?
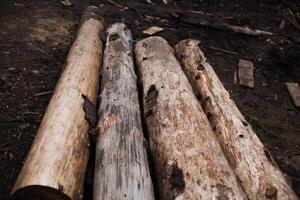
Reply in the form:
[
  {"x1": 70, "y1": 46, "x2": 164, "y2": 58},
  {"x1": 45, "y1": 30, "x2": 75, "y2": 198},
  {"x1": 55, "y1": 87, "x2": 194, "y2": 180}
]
[
  {"x1": 135, "y1": 36, "x2": 246, "y2": 200},
  {"x1": 175, "y1": 39, "x2": 299, "y2": 200},
  {"x1": 93, "y1": 23, "x2": 155, "y2": 200},
  {"x1": 11, "y1": 6, "x2": 104, "y2": 200}
]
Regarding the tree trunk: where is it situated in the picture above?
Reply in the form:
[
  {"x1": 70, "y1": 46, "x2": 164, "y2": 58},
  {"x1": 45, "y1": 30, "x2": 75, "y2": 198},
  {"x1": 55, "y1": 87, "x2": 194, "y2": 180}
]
[
  {"x1": 175, "y1": 39, "x2": 299, "y2": 200},
  {"x1": 93, "y1": 23, "x2": 155, "y2": 200},
  {"x1": 11, "y1": 6, "x2": 104, "y2": 200},
  {"x1": 135, "y1": 36, "x2": 246, "y2": 200}
]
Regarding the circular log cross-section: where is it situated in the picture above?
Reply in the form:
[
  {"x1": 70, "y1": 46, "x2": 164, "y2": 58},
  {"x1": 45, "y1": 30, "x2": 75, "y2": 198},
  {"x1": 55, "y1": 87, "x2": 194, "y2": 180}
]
[
  {"x1": 11, "y1": 6, "x2": 104, "y2": 200},
  {"x1": 135, "y1": 36, "x2": 246, "y2": 200},
  {"x1": 93, "y1": 23, "x2": 155, "y2": 200},
  {"x1": 175, "y1": 39, "x2": 298, "y2": 200}
]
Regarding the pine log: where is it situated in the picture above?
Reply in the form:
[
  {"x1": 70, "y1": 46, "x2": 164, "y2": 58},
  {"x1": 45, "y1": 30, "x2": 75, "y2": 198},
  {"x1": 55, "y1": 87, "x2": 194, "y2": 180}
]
[
  {"x1": 135, "y1": 36, "x2": 246, "y2": 200},
  {"x1": 93, "y1": 23, "x2": 155, "y2": 200},
  {"x1": 175, "y1": 39, "x2": 299, "y2": 200},
  {"x1": 11, "y1": 6, "x2": 104, "y2": 200}
]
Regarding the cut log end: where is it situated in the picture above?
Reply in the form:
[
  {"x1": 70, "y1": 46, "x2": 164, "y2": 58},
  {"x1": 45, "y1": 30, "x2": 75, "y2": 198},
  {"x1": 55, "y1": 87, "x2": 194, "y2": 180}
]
[
  {"x1": 10, "y1": 185, "x2": 71, "y2": 200},
  {"x1": 81, "y1": 6, "x2": 104, "y2": 22}
]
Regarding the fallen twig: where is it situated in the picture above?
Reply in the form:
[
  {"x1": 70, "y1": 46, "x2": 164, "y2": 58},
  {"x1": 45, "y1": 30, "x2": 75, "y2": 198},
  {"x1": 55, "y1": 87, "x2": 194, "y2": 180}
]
[
  {"x1": 22, "y1": 112, "x2": 39, "y2": 115},
  {"x1": 107, "y1": 0, "x2": 124, "y2": 8},
  {"x1": 0, "y1": 142, "x2": 9, "y2": 149},
  {"x1": 286, "y1": 8, "x2": 300, "y2": 32},
  {"x1": 209, "y1": 46, "x2": 238, "y2": 55},
  {"x1": 33, "y1": 91, "x2": 53, "y2": 97},
  {"x1": 183, "y1": 18, "x2": 273, "y2": 36},
  {"x1": 127, "y1": 2, "x2": 272, "y2": 36},
  {"x1": 0, "y1": 146, "x2": 14, "y2": 152}
]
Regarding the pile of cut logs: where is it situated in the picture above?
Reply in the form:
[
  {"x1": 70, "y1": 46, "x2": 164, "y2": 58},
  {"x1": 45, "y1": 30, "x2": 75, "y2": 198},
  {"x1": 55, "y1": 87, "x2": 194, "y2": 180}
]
[{"x1": 10, "y1": 6, "x2": 298, "y2": 200}]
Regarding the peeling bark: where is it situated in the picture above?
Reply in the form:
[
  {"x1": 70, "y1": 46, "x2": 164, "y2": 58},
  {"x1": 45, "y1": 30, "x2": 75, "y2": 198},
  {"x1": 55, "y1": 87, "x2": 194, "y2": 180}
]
[
  {"x1": 93, "y1": 23, "x2": 155, "y2": 200},
  {"x1": 135, "y1": 36, "x2": 246, "y2": 200},
  {"x1": 11, "y1": 6, "x2": 104, "y2": 200},
  {"x1": 175, "y1": 39, "x2": 299, "y2": 200}
]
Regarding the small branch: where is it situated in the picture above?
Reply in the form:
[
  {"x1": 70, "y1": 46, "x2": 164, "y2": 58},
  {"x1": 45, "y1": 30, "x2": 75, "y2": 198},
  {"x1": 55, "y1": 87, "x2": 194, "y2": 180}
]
[
  {"x1": 286, "y1": 8, "x2": 300, "y2": 32},
  {"x1": 33, "y1": 91, "x2": 53, "y2": 97},
  {"x1": 182, "y1": 18, "x2": 273, "y2": 36},
  {"x1": 209, "y1": 46, "x2": 238, "y2": 55},
  {"x1": 22, "y1": 112, "x2": 40, "y2": 115},
  {"x1": 0, "y1": 146, "x2": 14, "y2": 152},
  {"x1": 106, "y1": 0, "x2": 124, "y2": 8}
]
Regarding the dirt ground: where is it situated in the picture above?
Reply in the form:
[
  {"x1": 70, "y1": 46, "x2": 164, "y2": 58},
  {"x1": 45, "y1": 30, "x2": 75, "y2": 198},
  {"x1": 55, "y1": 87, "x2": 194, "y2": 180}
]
[{"x1": 0, "y1": 0, "x2": 299, "y2": 199}]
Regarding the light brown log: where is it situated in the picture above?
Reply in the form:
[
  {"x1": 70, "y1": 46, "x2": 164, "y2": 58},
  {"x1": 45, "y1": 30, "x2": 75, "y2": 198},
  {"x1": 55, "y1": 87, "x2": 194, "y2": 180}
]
[
  {"x1": 11, "y1": 6, "x2": 104, "y2": 200},
  {"x1": 135, "y1": 36, "x2": 246, "y2": 200},
  {"x1": 93, "y1": 23, "x2": 155, "y2": 200},
  {"x1": 175, "y1": 39, "x2": 299, "y2": 200}
]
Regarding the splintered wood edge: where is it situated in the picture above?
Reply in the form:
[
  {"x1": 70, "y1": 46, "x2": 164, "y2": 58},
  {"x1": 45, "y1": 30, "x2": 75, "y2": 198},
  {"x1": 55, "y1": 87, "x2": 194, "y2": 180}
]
[{"x1": 10, "y1": 185, "x2": 70, "y2": 200}]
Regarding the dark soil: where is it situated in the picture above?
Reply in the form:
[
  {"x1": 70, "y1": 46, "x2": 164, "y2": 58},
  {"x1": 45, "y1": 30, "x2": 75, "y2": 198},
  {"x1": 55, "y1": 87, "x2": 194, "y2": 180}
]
[{"x1": 0, "y1": 0, "x2": 299, "y2": 199}]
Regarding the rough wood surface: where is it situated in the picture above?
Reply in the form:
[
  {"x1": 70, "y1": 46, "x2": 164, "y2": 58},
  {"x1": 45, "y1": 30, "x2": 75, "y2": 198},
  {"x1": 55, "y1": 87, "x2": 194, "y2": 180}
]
[
  {"x1": 11, "y1": 6, "x2": 104, "y2": 200},
  {"x1": 135, "y1": 36, "x2": 246, "y2": 200},
  {"x1": 237, "y1": 59, "x2": 254, "y2": 88},
  {"x1": 285, "y1": 82, "x2": 300, "y2": 107},
  {"x1": 175, "y1": 39, "x2": 299, "y2": 200},
  {"x1": 94, "y1": 23, "x2": 155, "y2": 200}
]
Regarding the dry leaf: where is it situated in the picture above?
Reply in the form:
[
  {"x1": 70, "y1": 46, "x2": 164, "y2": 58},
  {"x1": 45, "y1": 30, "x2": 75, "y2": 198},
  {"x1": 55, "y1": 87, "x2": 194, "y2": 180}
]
[{"x1": 143, "y1": 26, "x2": 164, "y2": 35}]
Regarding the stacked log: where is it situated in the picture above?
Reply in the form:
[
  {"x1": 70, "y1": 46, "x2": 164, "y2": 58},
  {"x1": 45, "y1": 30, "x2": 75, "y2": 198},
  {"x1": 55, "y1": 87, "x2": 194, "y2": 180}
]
[
  {"x1": 93, "y1": 23, "x2": 155, "y2": 200},
  {"x1": 135, "y1": 36, "x2": 246, "y2": 200},
  {"x1": 11, "y1": 6, "x2": 104, "y2": 200},
  {"x1": 175, "y1": 39, "x2": 298, "y2": 200}
]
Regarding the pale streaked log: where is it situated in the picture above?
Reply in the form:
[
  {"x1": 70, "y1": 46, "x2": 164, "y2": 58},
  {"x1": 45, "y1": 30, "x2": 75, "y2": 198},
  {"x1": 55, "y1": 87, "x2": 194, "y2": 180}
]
[{"x1": 175, "y1": 39, "x2": 298, "y2": 200}]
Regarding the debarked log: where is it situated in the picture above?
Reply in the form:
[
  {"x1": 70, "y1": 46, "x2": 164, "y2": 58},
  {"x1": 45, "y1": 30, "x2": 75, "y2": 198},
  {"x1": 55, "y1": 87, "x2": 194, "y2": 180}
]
[
  {"x1": 175, "y1": 39, "x2": 298, "y2": 200},
  {"x1": 93, "y1": 23, "x2": 155, "y2": 200},
  {"x1": 135, "y1": 36, "x2": 246, "y2": 200},
  {"x1": 11, "y1": 6, "x2": 104, "y2": 200}
]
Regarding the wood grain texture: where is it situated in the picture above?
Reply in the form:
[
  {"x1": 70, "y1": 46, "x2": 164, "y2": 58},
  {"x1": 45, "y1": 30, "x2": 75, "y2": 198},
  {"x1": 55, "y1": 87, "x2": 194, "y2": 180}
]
[
  {"x1": 285, "y1": 82, "x2": 300, "y2": 107},
  {"x1": 135, "y1": 36, "x2": 246, "y2": 200},
  {"x1": 94, "y1": 23, "x2": 155, "y2": 200},
  {"x1": 175, "y1": 39, "x2": 299, "y2": 200},
  {"x1": 237, "y1": 59, "x2": 254, "y2": 88},
  {"x1": 11, "y1": 6, "x2": 104, "y2": 200}
]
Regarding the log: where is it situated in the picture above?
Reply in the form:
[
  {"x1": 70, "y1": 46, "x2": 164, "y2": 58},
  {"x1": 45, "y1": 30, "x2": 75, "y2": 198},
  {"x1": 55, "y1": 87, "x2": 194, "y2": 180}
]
[
  {"x1": 11, "y1": 6, "x2": 104, "y2": 200},
  {"x1": 175, "y1": 39, "x2": 299, "y2": 200},
  {"x1": 135, "y1": 36, "x2": 246, "y2": 200},
  {"x1": 93, "y1": 23, "x2": 155, "y2": 200}
]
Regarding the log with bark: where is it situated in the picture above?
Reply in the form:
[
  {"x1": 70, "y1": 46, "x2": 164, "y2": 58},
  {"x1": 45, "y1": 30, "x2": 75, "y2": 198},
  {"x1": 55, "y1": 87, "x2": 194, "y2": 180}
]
[
  {"x1": 11, "y1": 6, "x2": 104, "y2": 200},
  {"x1": 93, "y1": 23, "x2": 155, "y2": 200},
  {"x1": 175, "y1": 39, "x2": 299, "y2": 200},
  {"x1": 135, "y1": 36, "x2": 246, "y2": 200}
]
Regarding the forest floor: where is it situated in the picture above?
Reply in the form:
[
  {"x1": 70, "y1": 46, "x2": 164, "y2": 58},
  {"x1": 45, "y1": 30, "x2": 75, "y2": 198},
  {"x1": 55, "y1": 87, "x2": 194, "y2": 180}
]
[{"x1": 0, "y1": 0, "x2": 299, "y2": 199}]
